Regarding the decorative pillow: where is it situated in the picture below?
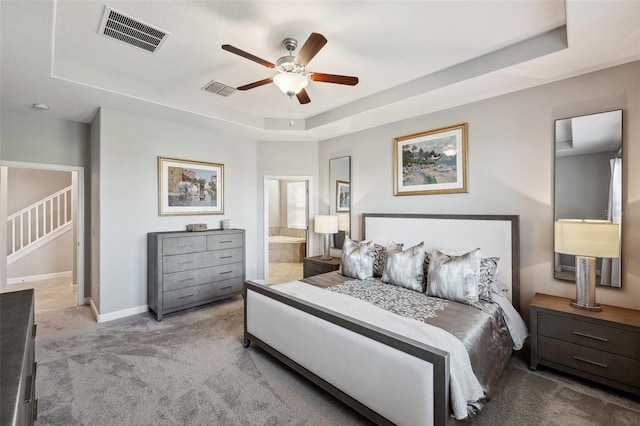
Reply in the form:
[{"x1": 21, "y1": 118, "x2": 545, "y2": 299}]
[
  {"x1": 427, "y1": 248, "x2": 481, "y2": 306},
  {"x1": 341, "y1": 237, "x2": 375, "y2": 280},
  {"x1": 381, "y1": 241, "x2": 426, "y2": 292},
  {"x1": 373, "y1": 241, "x2": 404, "y2": 277},
  {"x1": 478, "y1": 257, "x2": 500, "y2": 302}
]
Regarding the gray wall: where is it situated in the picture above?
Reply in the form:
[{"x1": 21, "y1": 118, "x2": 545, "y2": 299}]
[
  {"x1": 0, "y1": 109, "x2": 90, "y2": 296},
  {"x1": 93, "y1": 108, "x2": 260, "y2": 317},
  {"x1": 319, "y1": 61, "x2": 640, "y2": 321}
]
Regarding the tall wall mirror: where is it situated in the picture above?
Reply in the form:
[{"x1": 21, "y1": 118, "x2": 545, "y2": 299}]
[
  {"x1": 329, "y1": 156, "x2": 351, "y2": 249},
  {"x1": 554, "y1": 109, "x2": 622, "y2": 287}
]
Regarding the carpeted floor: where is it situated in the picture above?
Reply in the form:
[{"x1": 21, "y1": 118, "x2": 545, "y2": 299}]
[{"x1": 34, "y1": 296, "x2": 640, "y2": 425}]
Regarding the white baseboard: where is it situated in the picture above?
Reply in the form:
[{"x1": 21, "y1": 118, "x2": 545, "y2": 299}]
[
  {"x1": 92, "y1": 302, "x2": 149, "y2": 323},
  {"x1": 7, "y1": 270, "x2": 72, "y2": 285}
]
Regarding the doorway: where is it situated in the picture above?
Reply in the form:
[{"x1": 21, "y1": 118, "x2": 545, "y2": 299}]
[
  {"x1": 263, "y1": 176, "x2": 311, "y2": 285},
  {"x1": 0, "y1": 161, "x2": 84, "y2": 309}
]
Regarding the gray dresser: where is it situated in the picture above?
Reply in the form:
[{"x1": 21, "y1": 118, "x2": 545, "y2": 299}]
[
  {"x1": 0, "y1": 289, "x2": 37, "y2": 425},
  {"x1": 148, "y1": 229, "x2": 245, "y2": 320}
]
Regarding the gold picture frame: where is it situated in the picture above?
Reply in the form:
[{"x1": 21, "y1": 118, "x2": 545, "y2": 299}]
[
  {"x1": 158, "y1": 156, "x2": 224, "y2": 215},
  {"x1": 393, "y1": 123, "x2": 468, "y2": 196}
]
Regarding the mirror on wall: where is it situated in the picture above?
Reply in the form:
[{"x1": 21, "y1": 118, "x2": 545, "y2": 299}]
[
  {"x1": 329, "y1": 156, "x2": 351, "y2": 249},
  {"x1": 554, "y1": 109, "x2": 622, "y2": 287}
]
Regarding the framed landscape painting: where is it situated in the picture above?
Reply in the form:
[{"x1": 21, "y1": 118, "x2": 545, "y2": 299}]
[
  {"x1": 158, "y1": 157, "x2": 224, "y2": 215},
  {"x1": 393, "y1": 123, "x2": 468, "y2": 196},
  {"x1": 336, "y1": 180, "x2": 350, "y2": 212}
]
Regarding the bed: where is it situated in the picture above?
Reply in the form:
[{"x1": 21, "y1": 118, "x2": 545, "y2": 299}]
[{"x1": 244, "y1": 213, "x2": 523, "y2": 425}]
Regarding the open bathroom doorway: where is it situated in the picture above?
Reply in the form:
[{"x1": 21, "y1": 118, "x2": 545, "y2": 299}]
[{"x1": 263, "y1": 176, "x2": 311, "y2": 285}]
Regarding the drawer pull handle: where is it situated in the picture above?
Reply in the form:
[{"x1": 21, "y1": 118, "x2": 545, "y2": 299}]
[
  {"x1": 178, "y1": 278, "x2": 194, "y2": 283},
  {"x1": 177, "y1": 244, "x2": 191, "y2": 248},
  {"x1": 220, "y1": 271, "x2": 233, "y2": 275},
  {"x1": 178, "y1": 261, "x2": 194, "y2": 265},
  {"x1": 32, "y1": 323, "x2": 37, "y2": 338},
  {"x1": 573, "y1": 331, "x2": 608, "y2": 342},
  {"x1": 220, "y1": 256, "x2": 233, "y2": 259},
  {"x1": 572, "y1": 356, "x2": 608, "y2": 368},
  {"x1": 179, "y1": 294, "x2": 195, "y2": 299},
  {"x1": 220, "y1": 285, "x2": 233, "y2": 290},
  {"x1": 220, "y1": 240, "x2": 233, "y2": 243}
]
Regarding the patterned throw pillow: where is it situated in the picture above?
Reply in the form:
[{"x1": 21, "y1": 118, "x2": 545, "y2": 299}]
[
  {"x1": 381, "y1": 241, "x2": 425, "y2": 292},
  {"x1": 373, "y1": 244, "x2": 387, "y2": 277},
  {"x1": 427, "y1": 248, "x2": 481, "y2": 306},
  {"x1": 478, "y1": 257, "x2": 500, "y2": 302},
  {"x1": 341, "y1": 237, "x2": 375, "y2": 280}
]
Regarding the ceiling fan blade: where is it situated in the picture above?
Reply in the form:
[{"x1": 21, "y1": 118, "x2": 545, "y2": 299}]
[
  {"x1": 221, "y1": 44, "x2": 275, "y2": 69},
  {"x1": 296, "y1": 89, "x2": 311, "y2": 104},
  {"x1": 310, "y1": 73, "x2": 359, "y2": 86},
  {"x1": 295, "y1": 33, "x2": 327, "y2": 66},
  {"x1": 237, "y1": 78, "x2": 273, "y2": 91}
]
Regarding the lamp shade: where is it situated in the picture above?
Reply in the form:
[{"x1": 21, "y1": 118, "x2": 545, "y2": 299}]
[
  {"x1": 315, "y1": 215, "x2": 338, "y2": 234},
  {"x1": 273, "y1": 72, "x2": 308, "y2": 97},
  {"x1": 338, "y1": 215, "x2": 350, "y2": 232},
  {"x1": 555, "y1": 219, "x2": 620, "y2": 258}
]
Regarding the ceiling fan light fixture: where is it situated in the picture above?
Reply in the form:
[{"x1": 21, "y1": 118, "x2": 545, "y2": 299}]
[{"x1": 273, "y1": 72, "x2": 308, "y2": 97}]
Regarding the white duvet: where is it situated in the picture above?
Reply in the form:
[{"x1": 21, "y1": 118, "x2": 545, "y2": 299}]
[{"x1": 271, "y1": 281, "x2": 485, "y2": 420}]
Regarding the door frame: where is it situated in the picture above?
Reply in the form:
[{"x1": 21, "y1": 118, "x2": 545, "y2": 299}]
[
  {"x1": 263, "y1": 175, "x2": 312, "y2": 284},
  {"x1": 0, "y1": 161, "x2": 85, "y2": 305}
]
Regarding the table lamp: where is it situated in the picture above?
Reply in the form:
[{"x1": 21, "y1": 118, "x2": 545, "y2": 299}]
[
  {"x1": 315, "y1": 215, "x2": 338, "y2": 260},
  {"x1": 555, "y1": 219, "x2": 620, "y2": 311}
]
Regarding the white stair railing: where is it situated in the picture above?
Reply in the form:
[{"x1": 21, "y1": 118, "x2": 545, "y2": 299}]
[{"x1": 7, "y1": 186, "x2": 72, "y2": 258}]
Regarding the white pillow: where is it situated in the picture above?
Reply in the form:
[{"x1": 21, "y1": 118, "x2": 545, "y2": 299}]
[
  {"x1": 340, "y1": 237, "x2": 375, "y2": 279},
  {"x1": 427, "y1": 248, "x2": 481, "y2": 306},
  {"x1": 381, "y1": 241, "x2": 425, "y2": 292}
]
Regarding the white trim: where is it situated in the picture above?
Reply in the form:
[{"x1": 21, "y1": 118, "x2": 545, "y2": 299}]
[
  {"x1": 263, "y1": 175, "x2": 312, "y2": 284},
  {"x1": 7, "y1": 222, "x2": 72, "y2": 264},
  {"x1": 7, "y1": 270, "x2": 72, "y2": 285},
  {"x1": 94, "y1": 304, "x2": 149, "y2": 323},
  {"x1": 0, "y1": 161, "x2": 85, "y2": 309}
]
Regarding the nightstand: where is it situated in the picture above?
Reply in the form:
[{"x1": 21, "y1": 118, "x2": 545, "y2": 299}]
[
  {"x1": 530, "y1": 293, "x2": 640, "y2": 395},
  {"x1": 303, "y1": 256, "x2": 341, "y2": 278}
]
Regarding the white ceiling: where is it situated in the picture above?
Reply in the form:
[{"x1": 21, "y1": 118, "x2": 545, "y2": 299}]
[{"x1": 1, "y1": 1, "x2": 639, "y2": 142}]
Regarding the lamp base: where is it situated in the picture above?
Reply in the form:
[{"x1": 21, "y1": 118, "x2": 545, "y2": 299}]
[
  {"x1": 321, "y1": 233, "x2": 332, "y2": 260},
  {"x1": 570, "y1": 300, "x2": 602, "y2": 311}
]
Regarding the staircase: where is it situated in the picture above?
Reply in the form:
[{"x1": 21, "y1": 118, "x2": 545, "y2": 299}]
[{"x1": 7, "y1": 186, "x2": 73, "y2": 264}]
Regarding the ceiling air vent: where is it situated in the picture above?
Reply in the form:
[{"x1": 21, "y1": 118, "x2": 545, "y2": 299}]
[
  {"x1": 203, "y1": 81, "x2": 236, "y2": 97},
  {"x1": 98, "y1": 7, "x2": 169, "y2": 54}
]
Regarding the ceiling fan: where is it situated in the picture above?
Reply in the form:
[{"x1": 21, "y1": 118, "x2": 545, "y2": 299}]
[{"x1": 222, "y1": 33, "x2": 359, "y2": 104}]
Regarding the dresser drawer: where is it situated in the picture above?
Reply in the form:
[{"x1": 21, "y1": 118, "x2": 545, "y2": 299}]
[
  {"x1": 538, "y1": 336, "x2": 640, "y2": 388},
  {"x1": 538, "y1": 312, "x2": 640, "y2": 360},
  {"x1": 163, "y1": 263, "x2": 244, "y2": 292},
  {"x1": 163, "y1": 283, "x2": 220, "y2": 309},
  {"x1": 207, "y1": 233, "x2": 243, "y2": 250},
  {"x1": 162, "y1": 236, "x2": 206, "y2": 256},
  {"x1": 162, "y1": 248, "x2": 243, "y2": 273},
  {"x1": 163, "y1": 279, "x2": 243, "y2": 309}
]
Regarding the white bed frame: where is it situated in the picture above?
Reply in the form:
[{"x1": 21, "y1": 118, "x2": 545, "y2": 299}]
[{"x1": 244, "y1": 214, "x2": 520, "y2": 425}]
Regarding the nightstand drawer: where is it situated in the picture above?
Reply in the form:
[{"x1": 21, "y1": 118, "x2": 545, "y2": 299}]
[
  {"x1": 538, "y1": 336, "x2": 640, "y2": 388},
  {"x1": 538, "y1": 312, "x2": 640, "y2": 360}
]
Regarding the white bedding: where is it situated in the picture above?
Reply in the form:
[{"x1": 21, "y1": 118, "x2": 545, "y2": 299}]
[{"x1": 271, "y1": 281, "x2": 485, "y2": 420}]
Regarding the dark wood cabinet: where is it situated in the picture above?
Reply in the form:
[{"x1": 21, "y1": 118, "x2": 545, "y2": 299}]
[
  {"x1": 1, "y1": 289, "x2": 37, "y2": 425},
  {"x1": 530, "y1": 293, "x2": 640, "y2": 395},
  {"x1": 148, "y1": 229, "x2": 245, "y2": 320},
  {"x1": 303, "y1": 256, "x2": 341, "y2": 278}
]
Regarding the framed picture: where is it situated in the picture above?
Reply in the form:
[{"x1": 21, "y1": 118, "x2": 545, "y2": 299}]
[
  {"x1": 158, "y1": 157, "x2": 224, "y2": 215},
  {"x1": 393, "y1": 123, "x2": 468, "y2": 196},
  {"x1": 336, "y1": 180, "x2": 350, "y2": 212}
]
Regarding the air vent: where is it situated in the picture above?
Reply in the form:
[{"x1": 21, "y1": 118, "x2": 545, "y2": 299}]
[
  {"x1": 203, "y1": 81, "x2": 236, "y2": 97},
  {"x1": 98, "y1": 7, "x2": 169, "y2": 54}
]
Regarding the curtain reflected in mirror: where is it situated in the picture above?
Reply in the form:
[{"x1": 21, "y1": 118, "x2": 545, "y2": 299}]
[
  {"x1": 330, "y1": 156, "x2": 351, "y2": 249},
  {"x1": 554, "y1": 109, "x2": 622, "y2": 287}
]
